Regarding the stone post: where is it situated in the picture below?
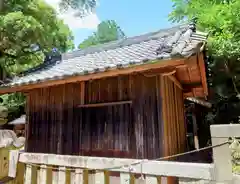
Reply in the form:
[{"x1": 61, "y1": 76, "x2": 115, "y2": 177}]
[{"x1": 210, "y1": 124, "x2": 238, "y2": 183}]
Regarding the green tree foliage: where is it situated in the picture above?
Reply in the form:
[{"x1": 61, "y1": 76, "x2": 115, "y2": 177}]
[
  {"x1": 170, "y1": 0, "x2": 240, "y2": 59},
  {"x1": 0, "y1": 0, "x2": 74, "y2": 120},
  {"x1": 0, "y1": 0, "x2": 74, "y2": 75},
  {"x1": 59, "y1": 0, "x2": 97, "y2": 17},
  {"x1": 78, "y1": 20, "x2": 126, "y2": 49},
  {"x1": 169, "y1": 0, "x2": 240, "y2": 124}
]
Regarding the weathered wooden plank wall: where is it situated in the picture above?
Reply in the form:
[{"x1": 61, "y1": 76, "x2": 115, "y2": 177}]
[
  {"x1": 25, "y1": 74, "x2": 167, "y2": 159},
  {"x1": 160, "y1": 75, "x2": 186, "y2": 184},
  {"x1": 161, "y1": 75, "x2": 186, "y2": 156},
  {"x1": 26, "y1": 83, "x2": 82, "y2": 154}
]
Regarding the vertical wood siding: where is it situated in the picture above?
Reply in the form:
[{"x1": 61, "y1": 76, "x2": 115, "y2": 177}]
[
  {"x1": 26, "y1": 74, "x2": 168, "y2": 159},
  {"x1": 160, "y1": 75, "x2": 186, "y2": 184},
  {"x1": 26, "y1": 83, "x2": 82, "y2": 154}
]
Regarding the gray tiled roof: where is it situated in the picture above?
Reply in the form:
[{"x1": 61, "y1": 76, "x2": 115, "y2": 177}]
[{"x1": 2, "y1": 23, "x2": 208, "y2": 87}]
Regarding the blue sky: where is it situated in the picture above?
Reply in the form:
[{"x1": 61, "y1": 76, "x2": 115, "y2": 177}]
[{"x1": 72, "y1": 0, "x2": 174, "y2": 47}]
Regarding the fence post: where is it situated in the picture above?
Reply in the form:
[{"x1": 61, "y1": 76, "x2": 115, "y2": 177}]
[{"x1": 210, "y1": 124, "x2": 236, "y2": 184}]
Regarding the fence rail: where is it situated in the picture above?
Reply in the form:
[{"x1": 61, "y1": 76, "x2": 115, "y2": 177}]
[
  {"x1": 6, "y1": 151, "x2": 215, "y2": 184},
  {"x1": 18, "y1": 152, "x2": 215, "y2": 179},
  {"x1": 1, "y1": 124, "x2": 240, "y2": 184}
]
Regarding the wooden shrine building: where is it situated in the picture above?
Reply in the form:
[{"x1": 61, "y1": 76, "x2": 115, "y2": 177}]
[{"x1": 0, "y1": 23, "x2": 208, "y2": 161}]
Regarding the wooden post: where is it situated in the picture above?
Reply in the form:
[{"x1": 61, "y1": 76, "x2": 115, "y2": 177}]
[
  {"x1": 80, "y1": 81, "x2": 85, "y2": 105},
  {"x1": 25, "y1": 94, "x2": 30, "y2": 151},
  {"x1": 210, "y1": 124, "x2": 236, "y2": 183},
  {"x1": 192, "y1": 113, "x2": 199, "y2": 150},
  {"x1": 8, "y1": 150, "x2": 19, "y2": 178}
]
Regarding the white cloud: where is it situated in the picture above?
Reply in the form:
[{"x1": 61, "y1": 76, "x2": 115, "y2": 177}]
[{"x1": 45, "y1": 0, "x2": 100, "y2": 30}]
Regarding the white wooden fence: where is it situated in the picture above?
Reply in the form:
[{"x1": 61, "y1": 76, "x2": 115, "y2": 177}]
[{"x1": 4, "y1": 124, "x2": 240, "y2": 184}]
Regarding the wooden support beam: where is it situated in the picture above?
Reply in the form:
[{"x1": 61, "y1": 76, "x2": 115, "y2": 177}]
[
  {"x1": 141, "y1": 67, "x2": 176, "y2": 77},
  {"x1": 167, "y1": 75, "x2": 182, "y2": 89},
  {"x1": 0, "y1": 59, "x2": 186, "y2": 95},
  {"x1": 161, "y1": 70, "x2": 176, "y2": 76},
  {"x1": 77, "y1": 100, "x2": 132, "y2": 108},
  {"x1": 182, "y1": 83, "x2": 202, "y2": 90},
  {"x1": 197, "y1": 53, "x2": 208, "y2": 97},
  {"x1": 187, "y1": 67, "x2": 195, "y2": 97},
  {"x1": 186, "y1": 97, "x2": 212, "y2": 108}
]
